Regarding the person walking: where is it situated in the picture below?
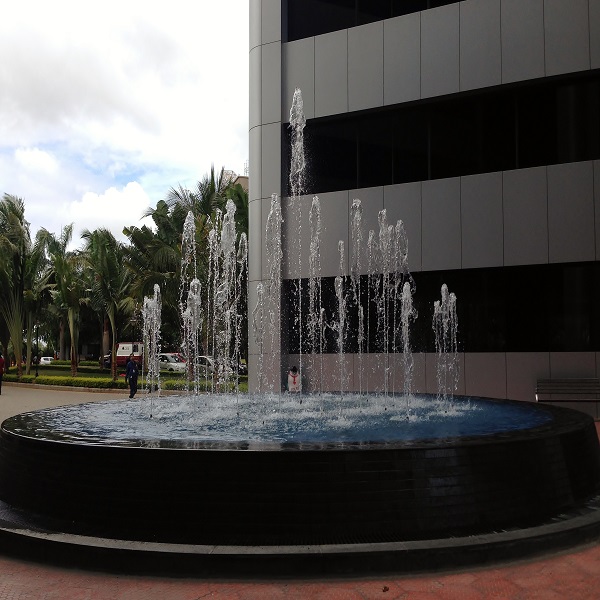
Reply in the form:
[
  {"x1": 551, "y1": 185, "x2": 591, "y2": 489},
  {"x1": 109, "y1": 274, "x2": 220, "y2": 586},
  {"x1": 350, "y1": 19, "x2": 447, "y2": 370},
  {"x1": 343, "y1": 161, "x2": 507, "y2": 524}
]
[
  {"x1": 0, "y1": 353, "x2": 4, "y2": 395},
  {"x1": 125, "y1": 353, "x2": 139, "y2": 399}
]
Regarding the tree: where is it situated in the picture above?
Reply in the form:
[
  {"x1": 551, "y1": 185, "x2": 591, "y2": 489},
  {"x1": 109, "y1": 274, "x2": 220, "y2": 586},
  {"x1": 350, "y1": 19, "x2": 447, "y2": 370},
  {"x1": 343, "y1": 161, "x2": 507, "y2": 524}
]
[
  {"x1": 81, "y1": 228, "x2": 132, "y2": 380},
  {"x1": 42, "y1": 225, "x2": 86, "y2": 376},
  {"x1": 22, "y1": 230, "x2": 54, "y2": 374},
  {"x1": 0, "y1": 194, "x2": 30, "y2": 376}
]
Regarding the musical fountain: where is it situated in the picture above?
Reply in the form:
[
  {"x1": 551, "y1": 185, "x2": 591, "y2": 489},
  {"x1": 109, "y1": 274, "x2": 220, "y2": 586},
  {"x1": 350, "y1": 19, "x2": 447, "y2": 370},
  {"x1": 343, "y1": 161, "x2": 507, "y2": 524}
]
[{"x1": 0, "y1": 90, "x2": 598, "y2": 575}]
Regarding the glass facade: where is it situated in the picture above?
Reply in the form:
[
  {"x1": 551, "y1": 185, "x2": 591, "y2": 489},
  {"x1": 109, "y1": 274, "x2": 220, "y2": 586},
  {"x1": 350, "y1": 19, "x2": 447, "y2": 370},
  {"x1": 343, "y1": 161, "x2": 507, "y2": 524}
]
[
  {"x1": 283, "y1": 263, "x2": 600, "y2": 354},
  {"x1": 283, "y1": 73, "x2": 600, "y2": 196},
  {"x1": 285, "y1": 0, "x2": 457, "y2": 41}
]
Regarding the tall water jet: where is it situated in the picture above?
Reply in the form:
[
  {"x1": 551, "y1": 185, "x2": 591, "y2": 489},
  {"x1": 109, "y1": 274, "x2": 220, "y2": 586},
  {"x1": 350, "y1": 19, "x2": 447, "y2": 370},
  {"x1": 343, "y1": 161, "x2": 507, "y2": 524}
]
[
  {"x1": 378, "y1": 210, "x2": 393, "y2": 396},
  {"x1": 433, "y1": 283, "x2": 459, "y2": 402},
  {"x1": 142, "y1": 283, "x2": 162, "y2": 403},
  {"x1": 252, "y1": 282, "x2": 265, "y2": 393},
  {"x1": 182, "y1": 278, "x2": 203, "y2": 394},
  {"x1": 264, "y1": 193, "x2": 283, "y2": 392},
  {"x1": 400, "y1": 281, "x2": 415, "y2": 407},
  {"x1": 289, "y1": 88, "x2": 307, "y2": 382},
  {"x1": 308, "y1": 195, "x2": 323, "y2": 394},
  {"x1": 335, "y1": 240, "x2": 347, "y2": 397},
  {"x1": 350, "y1": 198, "x2": 365, "y2": 395}
]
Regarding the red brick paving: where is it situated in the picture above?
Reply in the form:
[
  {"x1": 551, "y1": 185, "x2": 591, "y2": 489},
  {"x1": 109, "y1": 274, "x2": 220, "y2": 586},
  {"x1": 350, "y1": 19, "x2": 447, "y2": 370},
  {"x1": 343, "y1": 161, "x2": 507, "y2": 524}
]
[{"x1": 1, "y1": 543, "x2": 600, "y2": 599}]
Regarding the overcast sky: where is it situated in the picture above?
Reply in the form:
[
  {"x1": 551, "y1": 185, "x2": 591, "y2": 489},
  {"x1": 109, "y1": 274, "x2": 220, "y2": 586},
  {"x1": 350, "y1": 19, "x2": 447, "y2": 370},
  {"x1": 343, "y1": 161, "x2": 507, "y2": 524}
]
[{"x1": 0, "y1": 1, "x2": 249, "y2": 248}]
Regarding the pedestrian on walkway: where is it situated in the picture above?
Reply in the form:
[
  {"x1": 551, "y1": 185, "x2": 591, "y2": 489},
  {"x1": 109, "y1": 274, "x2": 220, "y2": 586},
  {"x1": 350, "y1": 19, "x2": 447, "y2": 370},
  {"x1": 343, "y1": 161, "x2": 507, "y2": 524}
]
[
  {"x1": 125, "y1": 353, "x2": 139, "y2": 399},
  {"x1": 0, "y1": 353, "x2": 5, "y2": 395}
]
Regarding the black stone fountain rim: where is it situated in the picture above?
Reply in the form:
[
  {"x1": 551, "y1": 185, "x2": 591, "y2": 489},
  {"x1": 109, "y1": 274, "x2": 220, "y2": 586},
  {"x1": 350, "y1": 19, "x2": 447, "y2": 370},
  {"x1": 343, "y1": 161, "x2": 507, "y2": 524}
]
[{"x1": 0, "y1": 397, "x2": 588, "y2": 451}]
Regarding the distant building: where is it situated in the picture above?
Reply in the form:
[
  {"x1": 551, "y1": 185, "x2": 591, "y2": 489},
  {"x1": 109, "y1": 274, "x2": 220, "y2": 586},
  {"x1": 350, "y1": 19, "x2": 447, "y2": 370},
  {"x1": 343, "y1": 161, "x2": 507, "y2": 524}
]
[{"x1": 249, "y1": 0, "x2": 600, "y2": 403}]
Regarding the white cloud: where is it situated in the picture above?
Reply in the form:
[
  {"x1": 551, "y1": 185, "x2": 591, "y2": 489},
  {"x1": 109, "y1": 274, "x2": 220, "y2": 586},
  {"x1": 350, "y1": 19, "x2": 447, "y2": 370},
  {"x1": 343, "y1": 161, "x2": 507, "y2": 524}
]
[
  {"x1": 69, "y1": 182, "x2": 153, "y2": 244},
  {"x1": 0, "y1": 0, "x2": 249, "y2": 248},
  {"x1": 14, "y1": 147, "x2": 59, "y2": 174}
]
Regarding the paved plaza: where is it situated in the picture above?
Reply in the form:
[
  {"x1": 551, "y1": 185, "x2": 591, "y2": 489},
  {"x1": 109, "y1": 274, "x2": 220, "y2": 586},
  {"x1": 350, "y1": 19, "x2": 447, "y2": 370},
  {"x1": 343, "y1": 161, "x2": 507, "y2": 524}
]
[{"x1": 0, "y1": 383, "x2": 599, "y2": 599}]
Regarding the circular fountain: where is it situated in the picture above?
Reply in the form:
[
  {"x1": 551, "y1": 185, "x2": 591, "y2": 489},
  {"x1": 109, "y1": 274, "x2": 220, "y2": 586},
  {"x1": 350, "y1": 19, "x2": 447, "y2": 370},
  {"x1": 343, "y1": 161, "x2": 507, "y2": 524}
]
[
  {"x1": 0, "y1": 88, "x2": 598, "y2": 574},
  {"x1": 0, "y1": 394, "x2": 598, "y2": 554}
]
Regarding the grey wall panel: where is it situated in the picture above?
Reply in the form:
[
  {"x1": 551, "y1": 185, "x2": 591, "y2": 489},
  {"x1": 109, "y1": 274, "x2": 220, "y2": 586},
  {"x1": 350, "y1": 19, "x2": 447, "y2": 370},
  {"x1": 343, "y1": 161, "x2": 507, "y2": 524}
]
[
  {"x1": 592, "y1": 0, "x2": 600, "y2": 69},
  {"x1": 349, "y1": 187, "x2": 384, "y2": 277},
  {"x1": 250, "y1": 46, "x2": 262, "y2": 129},
  {"x1": 316, "y1": 190, "x2": 350, "y2": 278},
  {"x1": 596, "y1": 160, "x2": 600, "y2": 260},
  {"x1": 544, "y1": 0, "x2": 590, "y2": 76},
  {"x1": 547, "y1": 161, "x2": 595, "y2": 263},
  {"x1": 464, "y1": 353, "x2": 507, "y2": 399},
  {"x1": 348, "y1": 21, "x2": 384, "y2": 112},
  {"x1": 461, "y1": 172, "x2": 503, "y2": 269},
  {"x1": 315, "y1": 30, "x2": 348, "y2": 117},
  {"x1": 248, "y1": 199, "x2": 262, "y2": 284},
  {"x1": 261, "y1": 42, "x2": 282, "y2": 124},
  {"x1": 503, "y1": 167, "x2": 548, "y2": 266},
  {"x1": 384, "y1": 183, "x2": 422, "y2": 273},
  {"x1": 388, "y1": 352, "x2": 427, "y2": 395},
  {"x1": 260, "y1": 196, "x2": 272, "y2": 281},
  {"x1": 459, "y1": 0, "x2": 501, "y2": 91},
  {"x1": 282, "y1": 38, "x2": 315, "y2": 121},
  {"x1": 250, "y1": 0, "x2": 261, "y2": 50},
  {"x1": 261, "y1": 122, "x2": 281, "y2": 202},
  {"x1": 501, "y1": 0, "x2": 545, "y2": 83},
  {"x1": 550, "y1": 352, "x2": 597, "y2": 378},
  {"x1": 422, "y1": 178, "x2": 461, "y2": 271},
  {"x1": 384, "y1": 13, "x2": 421, "y2": 105},
  {"x1": 425, "y1": 352, "x2": 466, "y2": 396},
  {"x1": 261, "y1": 0, "x2": 281, "y2": 45},
  {"x1": 282, "y1": 194, "x2": 311, "y2": 280},
  {"x1": 249, "y1": 126, "x2": 262, "y2": 203},
  {"x1": 506, "y1": 353, "x2": 550, "y2": 402},
  {"x1": 421, "y1": 3, "x2": 460, "y2": 98}
]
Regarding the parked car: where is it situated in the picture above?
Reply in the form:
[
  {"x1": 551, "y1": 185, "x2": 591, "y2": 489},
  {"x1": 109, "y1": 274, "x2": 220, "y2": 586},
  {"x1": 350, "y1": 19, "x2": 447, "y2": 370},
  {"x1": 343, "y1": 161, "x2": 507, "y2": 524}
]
[
  {"x1": 39, "y1": 357, "x2": 54, "y2": 365},
  {"x1": 195, "y1": 355, "x2": 215, "y2": 377},
  {"x1": 158, "y1": 353, "x2": 187, "y2": 373}
]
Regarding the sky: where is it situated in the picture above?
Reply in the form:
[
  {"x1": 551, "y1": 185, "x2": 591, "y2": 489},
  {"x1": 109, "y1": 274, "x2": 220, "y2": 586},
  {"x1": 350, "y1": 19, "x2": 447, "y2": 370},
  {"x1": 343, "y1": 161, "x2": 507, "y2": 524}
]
[{"x1": 0, "y1": 1, "x2": 249, "y2": 248}]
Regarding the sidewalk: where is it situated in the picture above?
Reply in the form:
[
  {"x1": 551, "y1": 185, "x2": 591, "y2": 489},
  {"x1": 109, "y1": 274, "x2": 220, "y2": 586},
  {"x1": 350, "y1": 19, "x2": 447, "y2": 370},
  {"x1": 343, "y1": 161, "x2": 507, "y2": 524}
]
[{"x1": 0, "y1": 384, "x2": 598, "y2": 599}]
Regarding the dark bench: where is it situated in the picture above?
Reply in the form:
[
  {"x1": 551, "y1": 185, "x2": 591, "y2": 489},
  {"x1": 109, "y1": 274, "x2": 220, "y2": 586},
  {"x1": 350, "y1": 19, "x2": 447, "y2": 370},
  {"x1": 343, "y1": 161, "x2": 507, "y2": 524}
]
[{"x1": 535, "y1": 378, "x2": 600, "y2": 402}]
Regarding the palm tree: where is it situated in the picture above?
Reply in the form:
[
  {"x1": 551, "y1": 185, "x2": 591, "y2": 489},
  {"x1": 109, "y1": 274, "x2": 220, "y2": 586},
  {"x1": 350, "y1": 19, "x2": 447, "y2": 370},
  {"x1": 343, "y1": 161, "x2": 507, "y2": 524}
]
[
  {"x1": 42, "y1": 224, "x2": 86, "y2": 376},
  {"x1": 164, "y1": 165, "x2": 235, "y2": 218},
  {"x1": 0, "y1": 194, "x2": 30, "y2": 377},
  {"x1": 81, "y1": 228, "x2": 132, "y2": 380},
  {"x1": 23, "y1": 230, "x2": 54, "y2": 374}
]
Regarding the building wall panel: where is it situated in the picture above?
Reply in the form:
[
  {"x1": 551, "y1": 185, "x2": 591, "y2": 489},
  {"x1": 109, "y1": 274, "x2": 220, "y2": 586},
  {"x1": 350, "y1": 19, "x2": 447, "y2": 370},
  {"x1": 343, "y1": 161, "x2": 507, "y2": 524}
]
[
  {"x1": 461, "y1": 172, "x2": 503, "y2": 269},
  {"x1": 547, "y1": 161, "x2": 595, "y2": 263},
  {"x1": 314, "y1": 30, "x2": 348, "y2": 117},
  {"x1": 460, "y1": 0, "x2": 501, "y2": 91},
  {"x1": 384, "y1": 13, "x2": 421, "y2": 105},
  {"x1": 348, "y1": 21, "x2": 384, "y2": 112}
]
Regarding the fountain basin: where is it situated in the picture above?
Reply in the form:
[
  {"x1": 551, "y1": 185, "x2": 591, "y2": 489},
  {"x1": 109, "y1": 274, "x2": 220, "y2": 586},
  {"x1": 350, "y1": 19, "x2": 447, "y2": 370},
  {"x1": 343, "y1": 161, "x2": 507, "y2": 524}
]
[{"x1": 0, "y1": 395, "x2": 598, "y2": 546}]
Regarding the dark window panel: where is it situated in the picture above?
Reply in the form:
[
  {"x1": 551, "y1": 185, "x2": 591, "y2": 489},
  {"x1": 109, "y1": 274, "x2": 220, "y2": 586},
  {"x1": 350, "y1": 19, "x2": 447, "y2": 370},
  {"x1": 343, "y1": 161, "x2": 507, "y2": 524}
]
[
  {"x1": 392, "y1": 0, "x2": 428, "y2": 17},
  {"x1": 517, "y1": 84, "x2": 558, "y2": 168},
  {"x1": 357, "y1": 0, "x2": 391, "y2": 25},
  {"x1": 287, "y1": 0, "x2": 355, "y2": 41},
  {"x1": 283, "y1": 263, "x2": 600, "y2": 355},
  {"x1": 285, "y1": 73, "x2": 600, "y2": 196},
  {"x1": 357, "y1": 116, "x2": 394, "y2": 188}
]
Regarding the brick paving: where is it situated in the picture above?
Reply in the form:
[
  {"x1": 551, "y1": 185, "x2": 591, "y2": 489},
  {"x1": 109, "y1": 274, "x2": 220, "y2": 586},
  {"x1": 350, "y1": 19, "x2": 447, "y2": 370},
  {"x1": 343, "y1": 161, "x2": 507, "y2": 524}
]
[{"x1": 0, "y1": 384, "x2": 599, "y2": 599}]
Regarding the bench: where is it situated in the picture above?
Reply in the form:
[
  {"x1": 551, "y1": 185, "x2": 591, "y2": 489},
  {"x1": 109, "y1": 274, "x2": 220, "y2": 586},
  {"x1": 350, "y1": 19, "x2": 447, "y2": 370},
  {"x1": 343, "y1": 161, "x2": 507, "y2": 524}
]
[
  {"x1": 536, "y1": 379, "x2": 600, "y2": 419},
  {"x1": 535, "y1": 378, "x2": 600, "y2": 402}
]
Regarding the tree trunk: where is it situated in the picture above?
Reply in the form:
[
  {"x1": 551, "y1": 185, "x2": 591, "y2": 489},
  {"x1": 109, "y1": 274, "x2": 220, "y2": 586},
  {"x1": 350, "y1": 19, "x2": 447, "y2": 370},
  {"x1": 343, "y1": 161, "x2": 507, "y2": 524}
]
[{"x1": 59, "y1": 319, "x2": 66, "y2": 360}]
